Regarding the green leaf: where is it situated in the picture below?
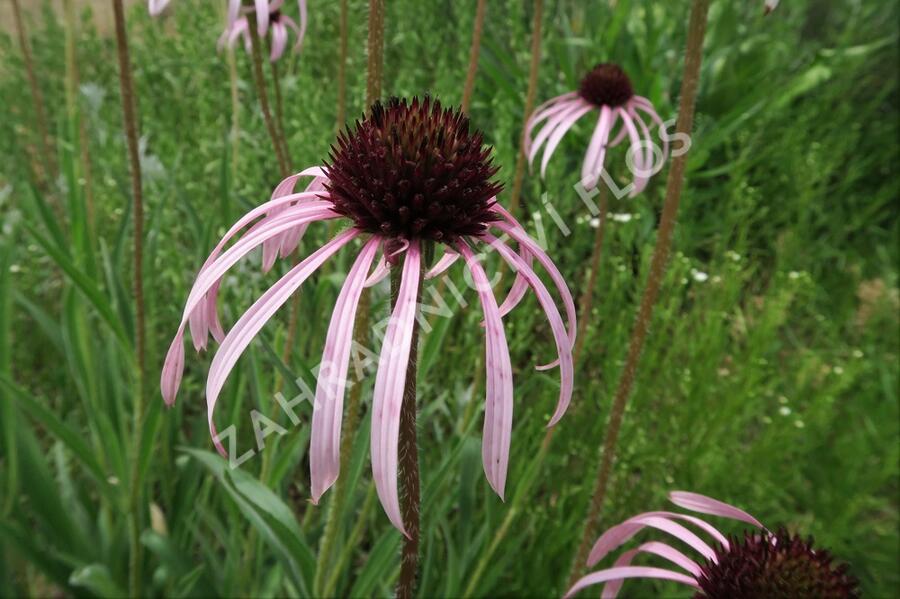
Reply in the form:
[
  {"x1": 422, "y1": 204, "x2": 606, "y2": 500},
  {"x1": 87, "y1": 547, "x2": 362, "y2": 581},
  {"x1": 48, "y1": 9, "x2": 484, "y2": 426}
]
[{"x1": 69, "y1": 564, "x2": 125, "y2": 598}]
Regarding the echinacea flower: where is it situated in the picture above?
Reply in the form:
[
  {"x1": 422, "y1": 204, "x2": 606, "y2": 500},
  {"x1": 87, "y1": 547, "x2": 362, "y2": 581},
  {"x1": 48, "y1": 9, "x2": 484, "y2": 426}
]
[
  {"x1": 565, "y1": 491, "x2": 860, "y2": 599},
  {"x1": 526, "y1": 63, "x2": 668, "y2": 194},
  {"x1": 220, "y1": 0, "x2": 307, "y2": 62},
  {"x1": 161, "y1": 97, "x2": 576, "y2": 534}
]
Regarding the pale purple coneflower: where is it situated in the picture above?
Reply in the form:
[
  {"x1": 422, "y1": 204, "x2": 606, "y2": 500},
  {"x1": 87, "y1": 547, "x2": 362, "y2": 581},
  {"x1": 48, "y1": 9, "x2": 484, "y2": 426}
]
[
  {"x1": 526, "y1": 63, "x2": 668, "y2": 195},
  {"x1": 564, "y1": 491, "x2": 860, "y2": 599},
  {"x1": 161, "y1": 96, "x2": 576, "y2": 534},
  {"x1": 220, "y1": 0, "x2": 308, "y2": 62}
]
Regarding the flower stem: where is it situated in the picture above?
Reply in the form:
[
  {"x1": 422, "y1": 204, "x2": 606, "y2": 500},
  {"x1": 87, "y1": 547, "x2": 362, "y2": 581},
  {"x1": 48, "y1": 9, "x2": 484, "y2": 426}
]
[
  {"x1": 393, "y1": 251, "x2": 425, "y2": 599},
  {"x1": 573, "y1": 184, "x2": 609, "y2": 363},
  {"x1": 367, "y1": 0, "x2": 385, "y2": 105},
  {"x1": 269, "y1": 56, "x2": 292, "y2": 166},
  {"x1": 461, "y1": 0, "x2": 487, "y2": 113},
  {"x1": 247, "y1": 13, "x2": 290, "y2": 177},
  {"x1": 110, "y1": 1, "x2": 147, "y2": 596},
  {"x1": 564, "y1": 0, "x2": 711, "y2": 587},
  {"x1": 11, "y1": 0, "x2": 55, "y2": 186},
  {"x1": 508, "y1": 0, "x2": 544, "y2": 218},
  {"x1": 228, "y1": 45, "x2": 240, "y2": 187},
  {"x1": 336, "y1": 0, "x2": 349, "y2": 130}
]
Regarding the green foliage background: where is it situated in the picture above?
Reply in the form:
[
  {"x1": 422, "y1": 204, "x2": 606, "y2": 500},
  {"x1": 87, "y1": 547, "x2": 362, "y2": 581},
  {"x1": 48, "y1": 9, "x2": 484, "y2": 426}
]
[{"x1": 0, "y1": 0, "x2": 897, "y2": 597}]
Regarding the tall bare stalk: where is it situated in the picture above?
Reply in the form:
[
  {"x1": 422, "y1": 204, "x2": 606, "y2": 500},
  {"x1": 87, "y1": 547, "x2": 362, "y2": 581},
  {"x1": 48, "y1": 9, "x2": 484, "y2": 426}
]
[
  {"x1": 110, "y1": 1, "x2": 147, "y2": 596},
  {"x1": 508, "y1": 0, "x2": 544, "y2": 217},
  {"x1": 336, "y1": 0, "x2": 349, "y2": 130},
  {"x1": 461, "y1": 0, "x2": 487, "y2": 113},
  {"x1": 11, "y1": 0, "x2": 56, "y2": 185},
  {"x1": 565, "y1": 0, "x2": 711, "y2": 586},
  {"x1": 247, "y1": 13, "x2": 290, "y2": 177}
]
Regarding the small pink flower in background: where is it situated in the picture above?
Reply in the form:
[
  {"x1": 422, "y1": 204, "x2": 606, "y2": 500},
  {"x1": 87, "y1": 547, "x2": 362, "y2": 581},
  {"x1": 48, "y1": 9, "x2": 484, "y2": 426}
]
[
  {"x1": 161, "y1": 97, "x2": 576, "y2": 534},
  {"x1": 565, "y1": 491, "x2": 859, "y2": 598},
  {"x1": 526, "y1": 63, "x2": 668, "y2": 194},
  {"x1": 148, "y1": 0, "x2": 172, "y2": 17},
  {"x1": 764, "y1": 0, "x2": 780, "y2": 15},
  {"x1": 220, "y1": 0, "x2": 308, "y2": 62}
]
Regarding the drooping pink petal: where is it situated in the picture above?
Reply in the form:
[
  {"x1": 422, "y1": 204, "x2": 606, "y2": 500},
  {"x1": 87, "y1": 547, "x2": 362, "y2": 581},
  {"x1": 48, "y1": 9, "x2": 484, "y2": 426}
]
[
  {"x1": 628, "y1": 106, "x2": 656, "y2": 188},
  {"x1": 160, "y1": 203, "x2": 337, "y2": 405},
  {"x1": 371, "y1": 240, "x2": 422, "y2": 536},
  {"x1": 481, "y1": 234, "x2": 573, "y2": 427},
  {"x1": 491, "y1": 215, "x2": 577, "y2": 358},
  {"x1": 282, "y1": 13, "x2": 305, "y2": 53},
  {"x1": 425, "y1": 249, "x2": 459, "y2": 280},
  {"x1": 270, "y1": 21, "x2": 288, "y2": 62},
  {"x1": 310, "y1": 237, "x2": 381, "y2": 503},
  {"x1": 219, "y1": 17, "x2": 249, "y2": 51},
  {"x1": 457, "y1": 241, "x2": 513, "y2": 500},
  {"x1": 587, "y1": 511, "x2": 728, "y2": 567},
  {"x1": 618, "y1": 107, "x2": 648, "y2": 197},
  {"x1": 540, "y1": 103, "x2": 594, "y2": 178},
  {"x1": 161, "y1": 335, "x2": 185, "y2": 406},
  {"x1": 524, "y1": 93, "x2": 578, "y2": 157},
  {"x1": 254, "y1": 0, "x2": 269, "y2": 35},
  {"x1": 668, "y1": 491, "x2": 765, "y2": 529},
  {"x1": 363, "y1": 251, "x2": 389, "y2": 287},
  {"x1": 631, "y1": 97, "x2": 670, "y2": 168},
  {"x1": 563, "y1": 566, "x2": 698, "y2": 599},
  {"x1": 527, "y1": 100, "x2": 588, "y2": 167},
  {"x1": 602, "y1": 541, "x2": 702, "y2": 599},
  {"x1": 496, "y1": 245, "x2": 532, "y2": 318},
  {"x1": 227, "y1": 0, "x2": 241, "y2": 25},
  {"x1": 148, "y1": 0, "x2": 171, "y2": 17},
  {"x1": 206, "y1": 229, "x2": 359, "y2": 455},
  {"x1": 580, "y1": 105, "x2": 613, "y2": 189}
]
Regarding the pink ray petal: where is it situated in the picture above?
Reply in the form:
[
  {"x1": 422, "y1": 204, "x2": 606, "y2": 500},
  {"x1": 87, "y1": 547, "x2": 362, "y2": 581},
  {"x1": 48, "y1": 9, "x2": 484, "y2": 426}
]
[
  {"x1": 310, "y1": 237, "x2": 381, "y2": 503},
  {"x1": 458, "y1": 241, "x2": 514, "y2": 500},
  {"x1": 148, "y1": 0, "x2": 171, "y2": 17},
  {"x1": 668, "y1": 491, "x2": 765, "y2": 529},
  {"x1": 160, "y1": 203, "x2": 337, "y2": 405},
  {"x1": 496, "y1": 246, "x2": 532, "y2": 318},
  {"x1": 580, "y1": 105, "x2": 613, "y2": 189},
  {"x1": 618, "y1": 107, "x2": 648, "y2": 197},
  {"x1": 363, "y1": 251, "x2": 389, "y2": 287},
  {"x1": 481, "y1": 234, "x2": 572, "y2": 427},
  {"x1": 425, "y1": 249, "x2": 459, "y2": 279},
  {"x1": 206, "y1": 230, "x2": 359, "y2": 455},
  {"x1": 588, "y1": 511, "x2": 728, "y2": 567},
  {"x1": 524, "y1": 94, "x2": 579, "y2": 157},
  {"x1": 602, "y1": 541, "x2": 702, "y2": 599},
  {"x1": 371, "y1": 240, "x2": 421, "y2": 536},
  {"x1": 540, "y1": 103, "x2": 593, "y2": 178},
  {"x1": 629, "y1": 105, "x2": 656, "y2": 188},
  {"x1": 160, "y1": 335, "x2": 185, "y2": 407},
  {"x1": 631, "y1": 98, "x2": 670, "y2": 166},
  {"x1": 491, "y1": 215, "x2": 577, "y2": 358},
  {"x1": 527, "y1": 100, "x2": 588, "y2": 168},
  {"x1": 270, "y1": 21, "x2": 288, "y2": 62},
  {"x1": 227, "y1": 0, "x2": 242, "y2": 25},
  {"x1": 563, "y1": 566, "x2": 698, "y2": 599},
  {"x1": 254, "y1": 0, "x2": 269, "y2": 35}
]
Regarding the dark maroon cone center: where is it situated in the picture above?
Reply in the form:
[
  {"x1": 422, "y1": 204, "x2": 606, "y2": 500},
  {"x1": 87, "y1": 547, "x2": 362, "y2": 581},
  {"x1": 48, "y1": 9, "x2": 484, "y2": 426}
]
[
  {"x1": 324, "y1": 97, "x2": 503, "y2": 247},
  {"x1": 578, "y1": 63, "x2": 634, "y2": 108},
  {"x1": 694, "y1": 528, "x2": 860, "y2": 599}
]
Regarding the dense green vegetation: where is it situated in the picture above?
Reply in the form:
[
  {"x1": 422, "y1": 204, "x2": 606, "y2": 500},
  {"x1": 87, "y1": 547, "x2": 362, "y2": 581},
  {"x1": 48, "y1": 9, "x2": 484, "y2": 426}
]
[{"x1": 0, "y1": 0, "x2": 896, "y2": 597}]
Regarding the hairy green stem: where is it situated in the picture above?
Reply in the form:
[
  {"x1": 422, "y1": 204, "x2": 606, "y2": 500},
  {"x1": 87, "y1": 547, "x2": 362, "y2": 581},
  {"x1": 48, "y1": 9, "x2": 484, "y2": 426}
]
[
  {"x1": 461, "y1": 0, "x2": 487, "y2": 113},
  {"x1": 508, "y1": 0, "x2": 544, "y2": 217},
  {"x1": 110, "y1": 1, "x2": 147, "y2": 596},
  {"x1": 564, "y1": 0, "x2": 711, "y2": 587},
  {"x1": 322, "y1": 484, "x2": 377, "y2": 597}
]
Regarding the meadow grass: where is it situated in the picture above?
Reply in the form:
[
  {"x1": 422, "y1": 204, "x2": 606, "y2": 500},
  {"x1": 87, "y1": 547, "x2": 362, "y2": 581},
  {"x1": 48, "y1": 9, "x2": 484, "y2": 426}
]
[{"x1": 0, "y1": 0, "x2": 897, "y2": 597}]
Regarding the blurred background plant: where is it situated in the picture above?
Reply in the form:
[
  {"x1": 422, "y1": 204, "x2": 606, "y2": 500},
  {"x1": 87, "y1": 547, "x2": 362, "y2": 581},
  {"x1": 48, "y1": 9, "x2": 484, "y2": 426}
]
[{"x1": 0, "y1": 0, "x2": 896, "y2": 597}]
